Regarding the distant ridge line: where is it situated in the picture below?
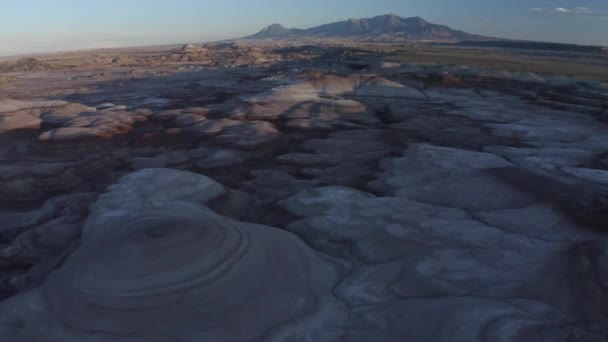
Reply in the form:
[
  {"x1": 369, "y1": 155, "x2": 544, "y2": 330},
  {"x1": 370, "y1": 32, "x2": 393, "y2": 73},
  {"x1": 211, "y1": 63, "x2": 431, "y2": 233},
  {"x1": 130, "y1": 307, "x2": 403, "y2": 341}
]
[{"x1": 245, "y1": 13, "x2": 496, "y2": 42}]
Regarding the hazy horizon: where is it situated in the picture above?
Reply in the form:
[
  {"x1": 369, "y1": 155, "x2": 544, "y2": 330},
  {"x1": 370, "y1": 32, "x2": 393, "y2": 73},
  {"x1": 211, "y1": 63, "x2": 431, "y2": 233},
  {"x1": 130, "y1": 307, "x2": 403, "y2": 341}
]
[{"x1": 1, "y1": 0, "x2": 607, "y2": 57}]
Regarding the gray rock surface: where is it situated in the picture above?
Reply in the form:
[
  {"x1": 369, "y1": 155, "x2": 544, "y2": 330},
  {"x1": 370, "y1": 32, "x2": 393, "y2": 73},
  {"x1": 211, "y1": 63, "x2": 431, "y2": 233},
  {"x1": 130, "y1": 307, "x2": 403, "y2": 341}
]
[
  {"x1": 370, "y1": 144, "x2": 537, "y2": 211},
  {"x1": 1, "y1": 49, "x2": 608, "y2": 341},
  {"x1": 281, "y1": 185, "x2": 606, "y2": 341},
  {"x1": 0, "y1": 157, "x2": 119, "y2": 204},
  {"x1": 0, "y1": 169, "x2": 346, "y2": 341}
]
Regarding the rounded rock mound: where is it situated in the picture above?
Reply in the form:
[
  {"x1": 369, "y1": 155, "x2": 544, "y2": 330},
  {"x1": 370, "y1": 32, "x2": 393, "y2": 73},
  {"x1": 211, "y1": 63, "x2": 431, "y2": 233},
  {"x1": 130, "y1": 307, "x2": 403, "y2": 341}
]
[{"x1": 0, "y1": 168, "x2": 344, "y2": 341}]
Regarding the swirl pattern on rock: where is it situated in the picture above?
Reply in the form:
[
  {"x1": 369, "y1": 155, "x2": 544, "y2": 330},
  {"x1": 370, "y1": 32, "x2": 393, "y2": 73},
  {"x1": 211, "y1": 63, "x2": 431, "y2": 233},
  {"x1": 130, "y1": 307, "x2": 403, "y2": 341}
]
[{"x1": 0, "y1": 169, "x2": 345, "y2": 341}]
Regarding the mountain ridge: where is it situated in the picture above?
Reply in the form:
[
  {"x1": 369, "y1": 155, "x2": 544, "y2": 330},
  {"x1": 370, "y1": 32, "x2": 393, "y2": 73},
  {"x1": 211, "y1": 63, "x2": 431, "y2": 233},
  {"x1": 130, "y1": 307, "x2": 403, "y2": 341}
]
[{"x1": 245, "y1": 14, "x2": 493, "y2": 42}]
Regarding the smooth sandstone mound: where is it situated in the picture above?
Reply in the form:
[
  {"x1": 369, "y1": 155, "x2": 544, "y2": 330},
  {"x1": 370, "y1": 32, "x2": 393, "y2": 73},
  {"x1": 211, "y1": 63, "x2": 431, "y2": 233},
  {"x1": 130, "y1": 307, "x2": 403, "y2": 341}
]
[
  {"x1": 39, "y1": 103, "x2": 98, "y2": 125},
  {"x1": 0, "y1": 114, "x2": 41, "y2": 133},
  {"x1": 0, "y1": 99, "x2": 69, "y2": 134},
  {"x1": 370, "y1": 143, "x2": 536, "y2": 211},
  {"x1": 230, "y1": 74, "x2": 423, "y2": 129},
  {"x1": 39, "y1": 108, "x2": 147, "y2": 141},
  {"x1": 0, "y1": 98, "x2": 143, "y2": 141},
  {"x1": 149, "y1": 108, "x2": 282, "y2": 149},
  {"x1": 0, "y1": 169, "x2": 345, "y2": 341},
  {"x1": 0, "y1": 99, "x2": 69, "y2": 114}
]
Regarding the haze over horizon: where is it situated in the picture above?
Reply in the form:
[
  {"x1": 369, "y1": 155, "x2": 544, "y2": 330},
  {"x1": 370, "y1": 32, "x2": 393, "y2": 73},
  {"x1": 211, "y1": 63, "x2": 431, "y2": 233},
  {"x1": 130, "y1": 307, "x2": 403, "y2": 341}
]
[{"x1": 1, "y1": 0, "x2": 607, "y2": 56}]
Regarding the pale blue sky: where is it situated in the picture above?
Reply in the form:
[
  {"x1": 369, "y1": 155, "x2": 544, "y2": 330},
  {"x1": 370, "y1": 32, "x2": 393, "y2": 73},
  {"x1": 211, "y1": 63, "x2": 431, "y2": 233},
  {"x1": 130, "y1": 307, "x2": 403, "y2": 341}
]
[{"x1": 1, "y1": 0, "x2": 607, "y2": 56}]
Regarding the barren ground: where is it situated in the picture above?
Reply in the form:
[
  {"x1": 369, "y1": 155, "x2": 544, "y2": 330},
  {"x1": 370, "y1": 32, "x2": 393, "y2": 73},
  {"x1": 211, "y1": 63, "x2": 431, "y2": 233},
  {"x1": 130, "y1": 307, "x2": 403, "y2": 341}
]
[{"x1": 0, "y1": 42, "x2": 607, "y2": 341}]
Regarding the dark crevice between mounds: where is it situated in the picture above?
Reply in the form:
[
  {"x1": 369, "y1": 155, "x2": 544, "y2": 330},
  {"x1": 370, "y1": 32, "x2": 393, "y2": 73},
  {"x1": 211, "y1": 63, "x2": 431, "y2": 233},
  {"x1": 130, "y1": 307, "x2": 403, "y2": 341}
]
[
  {"x1": 564, "y1": 194, "x2": 608, "y2": 233},
  {"x1": 0, "y1": 190, "x2": 93, "y2": 300},
  {"x1": 239, "y1": 202, "x2": 299, "y2": 230},
  {"x1": 405, "y1": 123, "x2": 533, "y2": 152},
  {"x1": 488, "y1": 166, "x2": 608, "y2": 232},
  {"x1": 204, "y1": 168, "x2": 304, "y2": 229},
  {"x1": 582, "y1": 153, "x2": 608, "y2": 171},
  {"x1": 2, "y1": 238, "x2": 82, "y2": 301},
  {"x1": 189, "y1": 140, "x2": 294, "y2": 188},
  {"x1": 0, "y1": 268, "x2": 29, "y2": 300},
  {"x1": 0, "y1": 154, "x2": 123, "y2": 212},
  {"x1": 198, "y1": 126, "x2": 408, "y2": 227},
  {"x1": 0, "y1": 128, "x2": 42, "y2": 143},
  {"x1": 160, "y1": 87, "x2": 243, "y2": 109},
  {"x1": 194, "y1": 163, "x2": 254, "y2": 190},
  {"x1": 346, "y1": 63, "x2": 369, "y2": 71},
  {"x1": 374, "y1": 105, "x2": 393, "y2": 125},
  {"x1": 348, "y1": 170, "x2": 387, "y2": 197}
]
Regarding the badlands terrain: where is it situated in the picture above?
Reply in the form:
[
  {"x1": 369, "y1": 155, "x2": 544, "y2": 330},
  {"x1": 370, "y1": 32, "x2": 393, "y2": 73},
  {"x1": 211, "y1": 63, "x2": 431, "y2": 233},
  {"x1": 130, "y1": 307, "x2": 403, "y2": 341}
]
[{"x1": 0, "y1": 36, "x2": 608, "y2": 341}]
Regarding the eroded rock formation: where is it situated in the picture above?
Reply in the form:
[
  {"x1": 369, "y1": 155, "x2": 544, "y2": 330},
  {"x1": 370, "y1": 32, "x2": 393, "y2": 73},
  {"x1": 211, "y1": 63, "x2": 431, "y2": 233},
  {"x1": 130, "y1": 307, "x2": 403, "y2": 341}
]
[
  {"x1": 1, "y1": 45, "x2": 608, "y2": 341},
  {"x1": 0, "y1": 169, "x2": 346, "y2": 341}
]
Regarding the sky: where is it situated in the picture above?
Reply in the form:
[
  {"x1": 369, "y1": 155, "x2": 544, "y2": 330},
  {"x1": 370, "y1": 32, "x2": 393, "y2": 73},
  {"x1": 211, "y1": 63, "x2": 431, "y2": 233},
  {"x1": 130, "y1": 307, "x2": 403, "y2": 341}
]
[{"x1": 1, "y1": 0, "x2": 607, "y2": 56}]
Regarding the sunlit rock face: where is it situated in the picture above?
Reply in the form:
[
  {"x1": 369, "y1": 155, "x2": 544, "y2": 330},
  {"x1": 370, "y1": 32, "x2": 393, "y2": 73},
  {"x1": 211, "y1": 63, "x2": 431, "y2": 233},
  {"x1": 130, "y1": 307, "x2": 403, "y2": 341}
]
[
  {"x1": 38, "y1": 104, "x2": 149, "y2": 142},
  {"x1": 227, "y1": 73, "x2": 424, "y2": 130},
  {"x1": 0, "y1": 100, "x2": 72, "y2": 134},
  {"x1": 0, "y1": 99, "x2": 141, "y2": 140},
  {"x1": 0, "y1": 169, "x2": 346, "y2": 342},
  {"x1": 149, "y1": 107, "x2": 282, "y2": 149}
]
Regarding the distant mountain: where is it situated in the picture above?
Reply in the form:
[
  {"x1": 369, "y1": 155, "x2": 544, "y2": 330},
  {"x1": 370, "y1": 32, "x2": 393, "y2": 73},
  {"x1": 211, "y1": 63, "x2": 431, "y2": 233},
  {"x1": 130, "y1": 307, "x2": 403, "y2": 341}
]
[
  {"x1": 245, "y1": 14, "x2": 492, "y2": 42},
  {"x1": 252, "y1": 24, "x2": 302, "y2": 38}
]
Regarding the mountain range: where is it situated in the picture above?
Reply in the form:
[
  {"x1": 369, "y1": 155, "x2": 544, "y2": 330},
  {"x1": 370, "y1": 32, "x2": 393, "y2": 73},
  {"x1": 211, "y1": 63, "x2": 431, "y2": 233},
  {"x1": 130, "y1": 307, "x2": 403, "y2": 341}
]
[{"x1": 245, "y1": 14, "x2": 492, "y2": 42}]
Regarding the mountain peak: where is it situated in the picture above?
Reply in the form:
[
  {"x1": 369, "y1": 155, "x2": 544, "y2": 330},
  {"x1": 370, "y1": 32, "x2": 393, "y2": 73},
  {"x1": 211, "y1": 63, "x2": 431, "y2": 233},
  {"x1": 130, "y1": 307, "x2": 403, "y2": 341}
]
[
  {"x1": 370, "y1": 13, "x2": 396, "y2": 20},
  {"x1": 261, "y1": 23, "x2": 287, "y2": 32},
  {"x1": 245, "y1": 14, "x2": 489, "y2": 42},
  {"x1": 249, "y1": 23, "x2": 293, "y2": 38}
]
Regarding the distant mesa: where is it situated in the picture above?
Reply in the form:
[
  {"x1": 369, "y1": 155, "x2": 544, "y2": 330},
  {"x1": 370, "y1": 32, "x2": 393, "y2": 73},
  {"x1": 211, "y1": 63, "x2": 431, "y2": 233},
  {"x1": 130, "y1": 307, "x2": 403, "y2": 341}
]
[{"x1": 245, "y1": 14, "x2": 492, "y2": 42}]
